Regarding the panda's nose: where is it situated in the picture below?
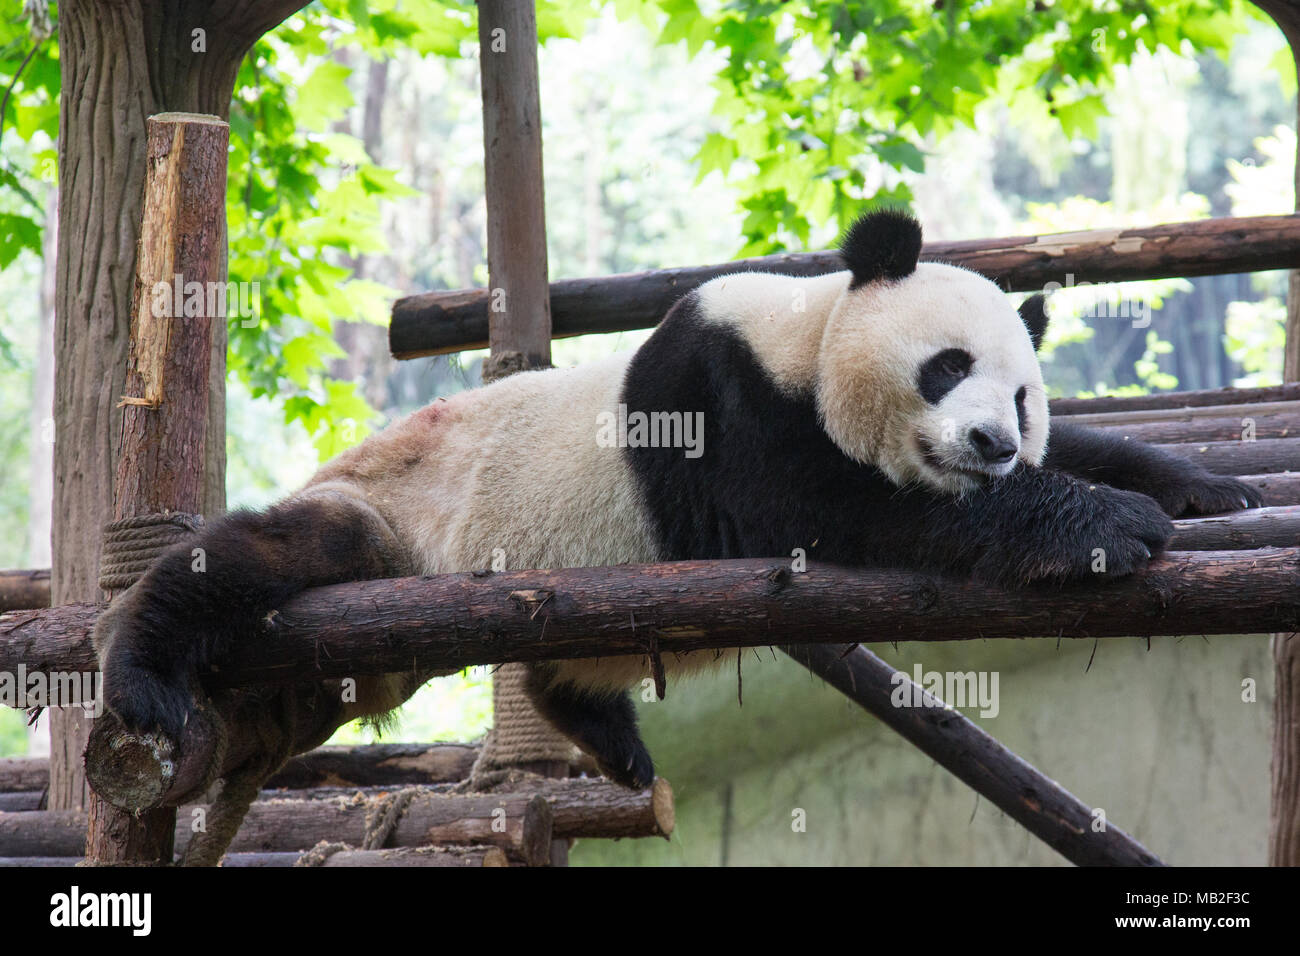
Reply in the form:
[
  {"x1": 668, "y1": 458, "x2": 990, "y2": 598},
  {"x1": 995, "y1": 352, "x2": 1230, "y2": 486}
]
[{"x1": 969, "y1": 427, "x2": 1017, "y2": 464}]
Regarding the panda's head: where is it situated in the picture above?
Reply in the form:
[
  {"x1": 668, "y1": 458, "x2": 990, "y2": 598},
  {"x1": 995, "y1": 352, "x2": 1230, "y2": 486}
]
[{"x1": 815, "y1": 209, "x2": 1050, "y2": 495}]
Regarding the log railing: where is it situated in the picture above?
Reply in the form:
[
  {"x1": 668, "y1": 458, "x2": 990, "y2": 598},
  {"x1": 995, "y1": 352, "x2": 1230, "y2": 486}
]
[
  {"x1": 4, "y1": 548, "x2": 1298, "y2": 694},
  {"x1": 390, "y1": 214, "x2": 1300, "y2": 357}
]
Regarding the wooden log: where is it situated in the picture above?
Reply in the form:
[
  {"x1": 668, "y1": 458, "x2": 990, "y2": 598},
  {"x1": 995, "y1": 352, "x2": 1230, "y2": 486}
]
[
  {"x1": 476, "y1": 0, "x2": 571, "y2": 865},
  {"x1": 3, "y1": 551, "x2": 1299, "y2": 705},
  {"x1": 477, "y1": 0, "x2": 552, "y2": 377},
  {"x1": 1050, "y1": 383, "x2": 1300, "y2": 416},
  {"x1": 1076, "y1": 407, "x2": 1300, "y2": 444},
  {"x1": 0, "y1": 809, "x2": 88, "y2": 857},
  {"x1": 0, "y1": 758, "x2": 46, "y2": 793},
  {"x1": 0, "y1": 857, "x2": 80, "y2": 867},
  {"x1": 219, "y1": 846, "x2": 509, "y2": 867},
  {"x1": 85, "y1": 112, "x2": 231, "y2": 866},
  {"x1": 0, "y1": 569, "x2": 50, "y2": 612},
  {"x1": 1242, "y1": 472, "x2": 1300, "y2": 507},
  {"x1": 784, "y1": 643, "x2": 1162, "y2": 865},
  {"x1": 0, "y1": 793, "x2": 42, "y2": 812},
  {"x1": 268, "y1": 743, "x2": 478, "y2": 789},
  {"x1": 2, "y1": 779, "x2": 673, "y2": 857},
  {"x1": 390, "y1": 214, "x2": 1300, "y2": 357},
  {"x1": 1257, "y1": 0, "x2": 1300, "y2": 870},
  {"x1": 0, "y1": 847, "x2": 510, "y2": 867},
  {"x1": 1064, "y1": 398, "x2": 1300, "y2": 426},
  {"x1": 1170, "y1": 506, "x2": 1300, "y2": 551},
  {"x1": 0, "y1": 744, "x2": 480, "y2": 797},
  {"x1": 1155, "y1": 438, "x2": 1300, "y2": 474}
]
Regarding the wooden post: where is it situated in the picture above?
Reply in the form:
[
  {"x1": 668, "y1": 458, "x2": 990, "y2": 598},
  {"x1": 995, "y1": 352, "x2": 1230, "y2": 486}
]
[
  {"x1": 83, "y1": 113, "x2": 230, "y2": 864},
  {"x1": 477, "y1": 0, "x2": 572, "y2": 865},
  {"x1": 1251, "y1": 0, "x2": 1300, "y2": 868},
  {"x1": 478, "y1": 0, "x2": 552, "y2": 381}
]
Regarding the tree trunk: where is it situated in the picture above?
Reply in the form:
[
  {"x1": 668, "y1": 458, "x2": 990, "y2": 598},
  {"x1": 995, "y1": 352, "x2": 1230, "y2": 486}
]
[
  {"x1": 1252, "y1": 0, "x2": 1300, "y2": 867},
  {"x1": 49, "y1": 0, "x2": 310, "y2": 814}
]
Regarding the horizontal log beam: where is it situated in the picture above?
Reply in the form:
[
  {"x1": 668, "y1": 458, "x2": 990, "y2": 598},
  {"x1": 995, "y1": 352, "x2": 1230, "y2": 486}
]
[
  {"x1": 0, "y1": 847, "x2": 511, "y2": 868},
  {"x1": 1245, "y1": 472, "x2": 1300, "y2": 506},
  {"x1": 1169, "y1": 506, "x2": 1300, "y2": 551},
  {"x1": 390, "y1": 215, "x2": 1300, "y2": 357},
  {"x1": 0, "y1": 569, "x2": 50, "y2": 613},
  {"x1": 0, "y1": 793, "x2": 40, "y2": 811},
  {"x1": 1078, "y1": 406, "x2": 1300, "y2": 444},
  {"x1": 784, "y1": 644, "x2": 1162, "y2": 866},
  {"x1": 219, "y1": 846, "x2": 509, "y2": 867},
  {"x1": 1156, "y1": 437, "x2": 1300, "y2": 474},
  {"x1": 0, "y1": 778, "x2": 674, "y2": 858},
  {"x1": 1050, "y1": 384, "x2": 1300, "y2": 416},
  {"x1": 2, "y1": 551, "x2": 1298, "y2": 695},
  {"x1": 0, "y1": 743, "x2": 480, "y2": 797}
]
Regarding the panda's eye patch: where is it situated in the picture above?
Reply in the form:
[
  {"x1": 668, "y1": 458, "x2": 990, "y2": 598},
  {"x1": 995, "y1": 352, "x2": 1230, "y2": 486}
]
[
  {"x1": 917, "y1": 348, "x2": 974, "y2": 404},
  {"x1": 1016, "y1": 386, "x2": 1029, "y2": 436}
]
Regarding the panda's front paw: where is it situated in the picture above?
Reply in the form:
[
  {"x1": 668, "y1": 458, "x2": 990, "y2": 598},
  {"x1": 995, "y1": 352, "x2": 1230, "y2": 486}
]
[
  {"x1": 1082, "y1": 486, "x2": 1175, "y2": 579},
  {"x1": 982, "y1": 484, "x2": 1173, "y2": 587},
  {"x1": 1148, "y1": 470, "x2": 1262, "y2": 518}
]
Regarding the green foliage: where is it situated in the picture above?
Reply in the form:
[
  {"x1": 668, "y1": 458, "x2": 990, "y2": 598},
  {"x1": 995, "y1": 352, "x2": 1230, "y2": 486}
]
[
  {"x1": 642, "y1": 0, "x2": 1249, "y2": 254},
  {"x1": 0, "y1": 2, "x2": 58, "y2": 257},
  {"x1": 0, "y1": 707, "x2": 27, "y2": 757}
]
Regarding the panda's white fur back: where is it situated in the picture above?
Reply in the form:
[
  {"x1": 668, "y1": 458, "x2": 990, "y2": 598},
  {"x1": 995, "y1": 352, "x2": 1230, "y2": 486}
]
[{"x1": 298, "y1": 351, "x2": 738, "y2": 691}]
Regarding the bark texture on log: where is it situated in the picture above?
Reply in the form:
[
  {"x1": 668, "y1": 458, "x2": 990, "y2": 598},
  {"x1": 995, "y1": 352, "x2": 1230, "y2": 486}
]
[
  {"x1": 478, "y1": 0, "x2": 551, "y2": 374},
  {"x1": 1050, "y1": 383, "x2": 1300, "y2": 416},
  {"x1": 1242, "y1": 472, "x2": 1300, "y2": 507},
  {"x1": 1155, "y1": 437, "x2": 1300, "y2": 475},
  {"x1": 1169, "y1": 506, "x2": 1300, "y2": 552},
  {"x1": 83, "y1": 112, "x2": 230, "y2": 866},
  {"x1": 51, "y1": 0, "x2": 308, "y2": 816},
  {"x1": 3, "y1": 550, "x2": 1298, "y2": 699},
  {"x1": 0, "y1": 778, "x2": 673, "y2": 858},
  {"x1": 390, "y1": 215, "x2": 1300, "y2": 357},
  {"x1": 0, "y1": 569, "x2": 50, "y2": 612},
  {"x1": 1253, "y1": 0, "x2": 1300, "y2": 872},
  {"x1": 0, "y1": 744, "x2": 480, "y2": 797},
  {"x1": 0, "y1": 847, "x2": 509, "y2": 868},
  {"x1": 1070, "y1": 404, "x2": 1300, "y2": 444},
  {"x1": 784, "y1": 644, "x2": 1162, "y2": 865}
]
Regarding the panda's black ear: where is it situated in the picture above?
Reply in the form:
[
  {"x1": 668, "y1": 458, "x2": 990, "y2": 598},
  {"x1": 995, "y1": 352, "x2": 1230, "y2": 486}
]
[
  {"x1": 839, "y1": 208, "x2": 923, "y2": 288},
  {"x1": 1019, "y1": 294, "x2": 1049, "y2": 351}
]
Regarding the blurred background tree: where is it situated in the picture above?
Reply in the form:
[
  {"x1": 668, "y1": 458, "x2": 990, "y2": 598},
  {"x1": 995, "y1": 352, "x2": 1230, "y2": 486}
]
[{"x1": 0, "y1": 0, "x2": 1293, "y2": 753}]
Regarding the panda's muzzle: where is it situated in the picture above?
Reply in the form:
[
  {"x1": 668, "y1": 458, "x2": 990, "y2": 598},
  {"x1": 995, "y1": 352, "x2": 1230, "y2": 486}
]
[
  {"x1": 916, "y1": 431, "x2": 1017, "y2": 483},
  {"x1": 969, "y1": 427, "x2": 1017, "y2": 465}
]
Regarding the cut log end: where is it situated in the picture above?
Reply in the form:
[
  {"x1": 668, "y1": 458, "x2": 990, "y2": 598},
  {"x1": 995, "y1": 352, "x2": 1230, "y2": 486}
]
[
  {"x1": 651, "y1": 777, "x2": 675, "y2": 839},
  {"x1": 84, "y1": 706, "x2": 221, "y2": 812}
]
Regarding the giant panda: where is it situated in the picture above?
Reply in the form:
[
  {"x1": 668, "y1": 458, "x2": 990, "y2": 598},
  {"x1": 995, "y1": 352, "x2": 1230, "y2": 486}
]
[{"x1": 95, "y1": 209, "x2": 1260, "y2": 792}]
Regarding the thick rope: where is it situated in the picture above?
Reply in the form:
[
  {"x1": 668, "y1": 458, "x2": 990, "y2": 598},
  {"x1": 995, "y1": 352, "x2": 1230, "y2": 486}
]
[
  {"x1": 362, "y1": 785, "x2": 424, "y2": 850},
  {"x1": 296, "y1": 841, "x2": 349, "y2": 867},
  {"x1": 98, "y1": 512, "x2": 205, "y2": 591},
  {"x1": 480, "y1": 350, "x2": 550, "y2": 384},
  {"x1": 469, "y1": 664, "x2": 575, "y2": 789}
]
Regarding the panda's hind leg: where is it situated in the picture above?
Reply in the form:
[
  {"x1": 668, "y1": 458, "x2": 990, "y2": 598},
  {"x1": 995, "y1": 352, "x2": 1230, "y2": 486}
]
[
  {"x1": 524, "y1": 663, "x2": 655, "y2": 790},
  {"x1": 94, "y1": 486, "x2": 410, "y2": 741}
]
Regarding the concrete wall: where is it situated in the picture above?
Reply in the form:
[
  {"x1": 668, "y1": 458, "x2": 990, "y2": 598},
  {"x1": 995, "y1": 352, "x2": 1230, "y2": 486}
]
[{"x1": 571, "y1": 633, "x2": 1274, "y2": 866}]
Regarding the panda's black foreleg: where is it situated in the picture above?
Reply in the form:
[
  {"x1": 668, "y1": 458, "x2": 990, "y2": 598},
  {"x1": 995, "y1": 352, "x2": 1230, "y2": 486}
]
[
  {"x1": 95, "y1": 490, "x2": 408, "y2": 741},
  {"x1": 850, "y1": 465, "x2": 1175, "y2": 589},
  {"x1": 1044, "y1": 420, "x2": 1261, "y2": 517},
  {"x1": 523, "y1": 663, "x2": 655, "y2": 790}
]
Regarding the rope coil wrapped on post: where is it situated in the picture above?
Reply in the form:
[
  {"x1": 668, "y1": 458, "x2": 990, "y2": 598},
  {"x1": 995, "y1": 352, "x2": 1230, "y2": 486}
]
[{"x1": 97, "y1": 512, "x2": 205, "y2": 592}]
